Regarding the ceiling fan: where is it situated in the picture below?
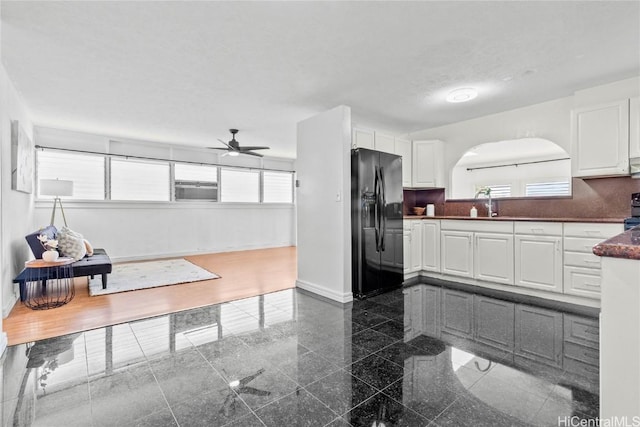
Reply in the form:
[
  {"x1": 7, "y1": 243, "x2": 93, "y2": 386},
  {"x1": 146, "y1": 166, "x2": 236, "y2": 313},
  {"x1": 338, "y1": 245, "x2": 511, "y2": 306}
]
[{"x1": 209, "y1": 129, "x2": 270, "y2": 157}]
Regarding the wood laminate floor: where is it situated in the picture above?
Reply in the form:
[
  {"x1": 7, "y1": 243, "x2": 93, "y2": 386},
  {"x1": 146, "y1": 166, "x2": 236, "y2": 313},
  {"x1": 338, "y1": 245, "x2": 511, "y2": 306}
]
[{"x1": 4, "y1": 246, "x2": 297, "y2": 345}]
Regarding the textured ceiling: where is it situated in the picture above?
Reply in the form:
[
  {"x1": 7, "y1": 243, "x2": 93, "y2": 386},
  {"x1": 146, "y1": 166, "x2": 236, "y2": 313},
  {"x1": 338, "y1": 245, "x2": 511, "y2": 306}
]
[{"x1": 2, "y1": 1, "x2": 639, "y2": 158}]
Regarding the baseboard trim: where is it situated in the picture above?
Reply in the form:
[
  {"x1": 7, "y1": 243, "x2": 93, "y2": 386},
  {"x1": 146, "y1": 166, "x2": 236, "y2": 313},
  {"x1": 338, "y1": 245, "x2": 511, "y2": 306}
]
[
  {"x1": 0, "y1": 332, "x2": 7, "y2": 358},
  {"x1": 110, "y1": 244, "x2": 295, "y2": 263},
  {"x1": 2, "y1": 290, "x2": 19, "y2": 319},
  {"x1": 296, "y1": 279, "x2": 353, "y2": 304}
]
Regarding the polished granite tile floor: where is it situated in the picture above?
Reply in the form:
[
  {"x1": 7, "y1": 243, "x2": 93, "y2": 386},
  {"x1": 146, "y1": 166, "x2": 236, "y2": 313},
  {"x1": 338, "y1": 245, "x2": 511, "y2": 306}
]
[{"x1": 0, "y1": 287, "x2": 599, "y2": 426}]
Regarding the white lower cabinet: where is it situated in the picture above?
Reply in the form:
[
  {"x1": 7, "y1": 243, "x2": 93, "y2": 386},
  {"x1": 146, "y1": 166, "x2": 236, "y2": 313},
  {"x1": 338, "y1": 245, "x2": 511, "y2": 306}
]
[
  {"x1": 421, "y1": 220, "x2": 441, "y2": 272},
  {"x1": 403, "y1": 224, "x2": 411, "y2": 275},
  {"x1": 441, "y1": 231, "x2": 474, "y2": 278},
  {"x1": 474, "y1": 232, "x2": 514, "y2": 285},
  {"x1": 562, "y1": 223, "x2": 622, "y2": 299},
  {"x1": 514, "y1": 222, "x2": 563, "y2": 293}
]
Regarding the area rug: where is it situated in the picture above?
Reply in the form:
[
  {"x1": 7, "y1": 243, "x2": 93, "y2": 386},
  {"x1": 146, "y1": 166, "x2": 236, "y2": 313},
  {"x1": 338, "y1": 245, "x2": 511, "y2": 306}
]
[{"x1": 88, "y1": 258, "x2": 220, "y2": 296}]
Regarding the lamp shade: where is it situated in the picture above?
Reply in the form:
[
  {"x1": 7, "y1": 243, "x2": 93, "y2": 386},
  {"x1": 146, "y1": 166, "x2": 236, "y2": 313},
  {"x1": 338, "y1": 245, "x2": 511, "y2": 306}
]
[{"x1": 40, "y1": 179, "x2": 74, "y2": 197}]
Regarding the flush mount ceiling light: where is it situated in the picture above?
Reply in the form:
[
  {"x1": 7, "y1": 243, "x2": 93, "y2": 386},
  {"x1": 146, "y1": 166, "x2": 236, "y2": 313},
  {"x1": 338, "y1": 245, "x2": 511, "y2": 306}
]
[{"x1": 446, "y1": 88, "x2": 478, "y2": 103}]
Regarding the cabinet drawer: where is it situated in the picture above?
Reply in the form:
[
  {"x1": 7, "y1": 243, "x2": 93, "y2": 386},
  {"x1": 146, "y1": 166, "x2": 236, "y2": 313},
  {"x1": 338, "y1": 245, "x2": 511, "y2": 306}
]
[
  {"x1": 563, "y1": 223, "x2": 622, "y2": 238},
  {"x1": 564, "y1": 314, "x2": 599, "y2": 348},
  {"x1": 563, "y1": 356, "x2": 599, "y2": 379},
  {"x1": 440, "y1": 219, "x2": 512, "y2": 233},
  {"x1": 564, "y1": 251, "x2": 601, "y2": 269},
  {"x1": 563, "y1": 236, "x2": 603, "y2": 253},
  {"x1": 564, "y1": 341, "x2": 599, "y2": 366},
  {"x1": 514, "y1": 222, "x2": 563, "y2": 236},
  {"x1": 564, "y1": 267, "x2": 601, "y2": 298},
  {"x1": 403, "y1": 221, "x2": 413, "y2": 231}
]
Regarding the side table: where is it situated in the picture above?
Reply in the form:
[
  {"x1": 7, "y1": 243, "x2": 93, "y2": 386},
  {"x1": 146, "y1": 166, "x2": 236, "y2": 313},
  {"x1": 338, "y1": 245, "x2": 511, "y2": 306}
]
[{"x1": 23, "y1": 258, "x2": 75, "y2": 310}]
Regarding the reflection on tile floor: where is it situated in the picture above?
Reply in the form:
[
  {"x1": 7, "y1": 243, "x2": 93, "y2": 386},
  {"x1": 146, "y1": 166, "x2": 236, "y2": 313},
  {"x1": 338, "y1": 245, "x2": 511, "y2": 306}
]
[{"x1": 0, "y1": 287, "x2": 599, "y2": 426}]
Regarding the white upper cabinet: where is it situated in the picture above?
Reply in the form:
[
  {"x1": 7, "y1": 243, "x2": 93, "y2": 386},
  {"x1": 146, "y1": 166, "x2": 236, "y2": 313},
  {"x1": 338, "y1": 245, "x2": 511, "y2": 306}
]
[
  {"x1": 412, "y1": 140, "x2": 445, "y2": 187},
  {"x1": 352, "y1": 128, "x2": 374, "y2": 150},
  {"x1": 629, "y1": 96, "x2": 640, "y2": 159},
  {"x1": 352, "y1": 127, "x2": 413, "y2": 187},
  {"x1": 374, "y1": 132, "x2": 396, "y2": 154},
  {"x1": 395, "y1": 138, "x2": 412, "y2": 187},
  {"x1": 571, "y1": 99, "x2": 630, "y2": 178}
]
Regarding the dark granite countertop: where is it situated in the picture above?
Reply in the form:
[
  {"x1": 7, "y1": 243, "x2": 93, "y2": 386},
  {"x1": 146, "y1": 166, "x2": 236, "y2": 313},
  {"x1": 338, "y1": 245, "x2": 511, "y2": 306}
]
[
  {"x1": 403, "y1": 215, "x2": 624, "y2": 223},
  {"x1": 593, "y1": 226, "x2": 640, "y2": 260}
]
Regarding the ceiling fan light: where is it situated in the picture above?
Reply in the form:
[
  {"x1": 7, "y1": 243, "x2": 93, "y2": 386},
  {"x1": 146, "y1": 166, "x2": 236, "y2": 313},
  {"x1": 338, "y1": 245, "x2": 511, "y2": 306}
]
[{"x1": 228, "y1": 151, "x2": 240, "y2": 157}]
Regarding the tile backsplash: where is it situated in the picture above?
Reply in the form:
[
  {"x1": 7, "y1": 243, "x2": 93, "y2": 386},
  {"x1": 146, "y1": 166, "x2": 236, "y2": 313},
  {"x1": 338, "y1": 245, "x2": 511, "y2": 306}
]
[{"x1": 404, "y1": 176, "x2": 640, "y2": 219}]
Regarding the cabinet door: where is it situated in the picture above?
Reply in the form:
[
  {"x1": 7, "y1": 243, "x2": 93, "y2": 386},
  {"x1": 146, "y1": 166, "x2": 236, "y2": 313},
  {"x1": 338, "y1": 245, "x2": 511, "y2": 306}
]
[
  {"x1": 441, "y1": 289, "x2": 473, "y2": 339},
  {"x1": 374, "y1": 133, "x2": 395, "y2": 154},
  {"x1": 630, "y1": 96, "x2": 640, "y2": 159},
  {"x1": 421, "y1": 220, "x2": 441, "y2": 273},
  {"x1": 474, "y1": 232, "x2": 514, "y2": 285},
  {"x1": 410, "y1": 221, "x2": 423, "y2": 272},
  {"x1": 441, "y1": 230, "x2": 473, "y2": 278},
  {"x1": 352, "y1": 128, "x2": 374, "y2": 149},
  {"x1": 514, "y1": 305, "x2": 563, "y2": 367},
  {"x1": 403, "y1": 231, "x2": 412, "y2": 276},
  {"x1": 412, "y1": 140, "x2": 444, "y2": 187},
  {"x1": 514, "y1": 235, "x2": 562, "y2": 292},
  {"x1": 474, "y1": 295, "x2": 515, "y2": 352},
  {"x1": 571, "y1": 99, "x2": 630, "y2": 177},
  {"x1": 395, "y1": 138, "x2": 412, "y2": 187}
]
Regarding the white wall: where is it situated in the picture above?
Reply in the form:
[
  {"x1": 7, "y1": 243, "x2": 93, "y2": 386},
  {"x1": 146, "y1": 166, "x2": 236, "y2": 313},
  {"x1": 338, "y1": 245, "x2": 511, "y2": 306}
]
[
  {"x1": 32, "y1": 202, "x2": 294, "y2": 261},
  {"x1": 407, "y1": 76, "x2": 640, "y2": 197},
  {"x1": 32, "y1": 127, "x2": 296, "y2": 262},
  {"x1": 296, "y1": 106, "x2": 352, "y2": 303},
  {"x1": 1, "y1": 65, "x2": 35, "y2": 327}
]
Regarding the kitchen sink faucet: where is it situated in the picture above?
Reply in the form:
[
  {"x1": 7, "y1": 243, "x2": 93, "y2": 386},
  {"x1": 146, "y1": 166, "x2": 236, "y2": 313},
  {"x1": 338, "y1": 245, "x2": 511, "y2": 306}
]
[{"x1": 474, "y1": 186, "x2": 493, "y2": 217}]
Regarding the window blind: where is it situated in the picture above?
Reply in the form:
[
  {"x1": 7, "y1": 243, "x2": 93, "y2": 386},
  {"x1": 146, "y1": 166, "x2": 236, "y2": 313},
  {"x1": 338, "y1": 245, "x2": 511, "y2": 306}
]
[
  {"x1": 525, "y1": 181, "x2": 571, "y2": 197},
  {"x1": 37, "y1": 151, "x2": 105, "y2": 200},
  {"x1": 263, "y1": 171, "x2": 293, "y2": 203},
  {"x1": 111, "y1": 159, "x2": 170, "y2": 201},
  {"x1": 220, "y1": 169, "x2": 260, "y2": 202}
]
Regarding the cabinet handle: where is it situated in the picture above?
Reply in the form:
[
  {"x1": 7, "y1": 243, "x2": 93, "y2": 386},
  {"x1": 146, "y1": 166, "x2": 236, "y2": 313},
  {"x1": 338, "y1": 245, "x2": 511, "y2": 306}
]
[
  {"x1": 584, "y1": 328, "x2": 598, "y2": 335},
  {"x1": 531, "y1": 228, "x2": 544, "y2": 234},
  {"x1": 583, "y1": 260, "x2": 600, "y2": 264},
  {"x1": 584, "y1": 365, "x2": 599, "y2": 374},
  {"x1": 584, "y1": 351, "x2": 597, "y2": 358},
  {"x1": 585, "y1": 230, "x2": 600, "y2": 236},
  {"x1": 584, "y1": 283, "x2": 599, "y2": 288}
]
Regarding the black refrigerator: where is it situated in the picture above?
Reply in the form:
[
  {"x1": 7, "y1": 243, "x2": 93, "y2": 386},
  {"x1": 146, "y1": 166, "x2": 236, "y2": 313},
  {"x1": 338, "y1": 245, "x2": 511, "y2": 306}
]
[{"x1": 351, "y1": 148, "x2": 404, "y2": 298}]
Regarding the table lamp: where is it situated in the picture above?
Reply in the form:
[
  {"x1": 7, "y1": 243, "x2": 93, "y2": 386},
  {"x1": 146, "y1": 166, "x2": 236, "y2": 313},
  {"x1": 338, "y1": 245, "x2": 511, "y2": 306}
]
[{"x1": 39, "y1": 179, "x2": 74, "y2": 227}]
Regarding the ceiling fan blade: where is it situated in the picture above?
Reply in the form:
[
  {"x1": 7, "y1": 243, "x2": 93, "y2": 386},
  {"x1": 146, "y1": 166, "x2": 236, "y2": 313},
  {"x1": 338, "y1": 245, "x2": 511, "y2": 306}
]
[
  {"x1": 238, "y1": 146, "x2": 270, "y2": 151},
  {"x1": 207, "y1": 147, "x2": 229, "y2": 151},
  {"x1": 217, "y1": 138, "x2": 232, "y2": 149},
  {"x1": 242, "y1": 151, "x2": 264, "y2": 158}
]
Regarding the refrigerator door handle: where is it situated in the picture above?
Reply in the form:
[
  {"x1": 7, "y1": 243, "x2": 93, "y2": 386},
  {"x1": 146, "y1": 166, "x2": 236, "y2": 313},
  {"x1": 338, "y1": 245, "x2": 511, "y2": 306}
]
[
  {"x1": 380, "y1": 166, "x2": 386, "y2": 251},
  {"x1": 374, "y1": 166, "x2": 380, "y2": 252}
]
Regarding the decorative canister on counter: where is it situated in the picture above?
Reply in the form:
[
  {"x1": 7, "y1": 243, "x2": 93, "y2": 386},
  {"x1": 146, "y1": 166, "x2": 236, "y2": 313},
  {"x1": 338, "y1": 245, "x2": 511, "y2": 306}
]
[{"x1": 426, "y1": 204, "x2": 435, "y2": 217}]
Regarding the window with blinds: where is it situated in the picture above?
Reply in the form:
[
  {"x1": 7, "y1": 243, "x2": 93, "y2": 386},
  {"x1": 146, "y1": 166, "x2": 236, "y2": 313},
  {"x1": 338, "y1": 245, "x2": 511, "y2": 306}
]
[
  {"x1": 111, "y1": 158, "x2": 170, "y2": 201},
  {"x1": 263, "y1": 171, "x2": 293, "y2": 203},
  {"x1": 485, "y1": 184, "x2": 512, "y2": 198},
  {"x1": 37, "y1": 151, "x2": 105, "y2": 200},
  {"x1": 220, "y1": 169, "x2": 260, "y2": 203},
  {"x1": 525, "y1": 181, "x2": 571, "y2": 197}
]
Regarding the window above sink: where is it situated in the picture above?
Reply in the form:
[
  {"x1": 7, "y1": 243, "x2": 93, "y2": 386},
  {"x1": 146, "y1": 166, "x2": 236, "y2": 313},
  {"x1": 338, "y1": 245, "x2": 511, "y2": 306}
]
[{"x1": 450, "y1": 138, "x2": 571, "y2": 200}]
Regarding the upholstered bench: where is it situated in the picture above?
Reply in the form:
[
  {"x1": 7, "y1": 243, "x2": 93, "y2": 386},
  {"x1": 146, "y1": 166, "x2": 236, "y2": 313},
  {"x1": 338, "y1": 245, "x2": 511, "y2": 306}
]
[
  {"x1": 13, "y1": 248, "x2": 112, "y2": 301},
  {"x1": 14, "y1": 226, "x2": 113, "y2": 301}
]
